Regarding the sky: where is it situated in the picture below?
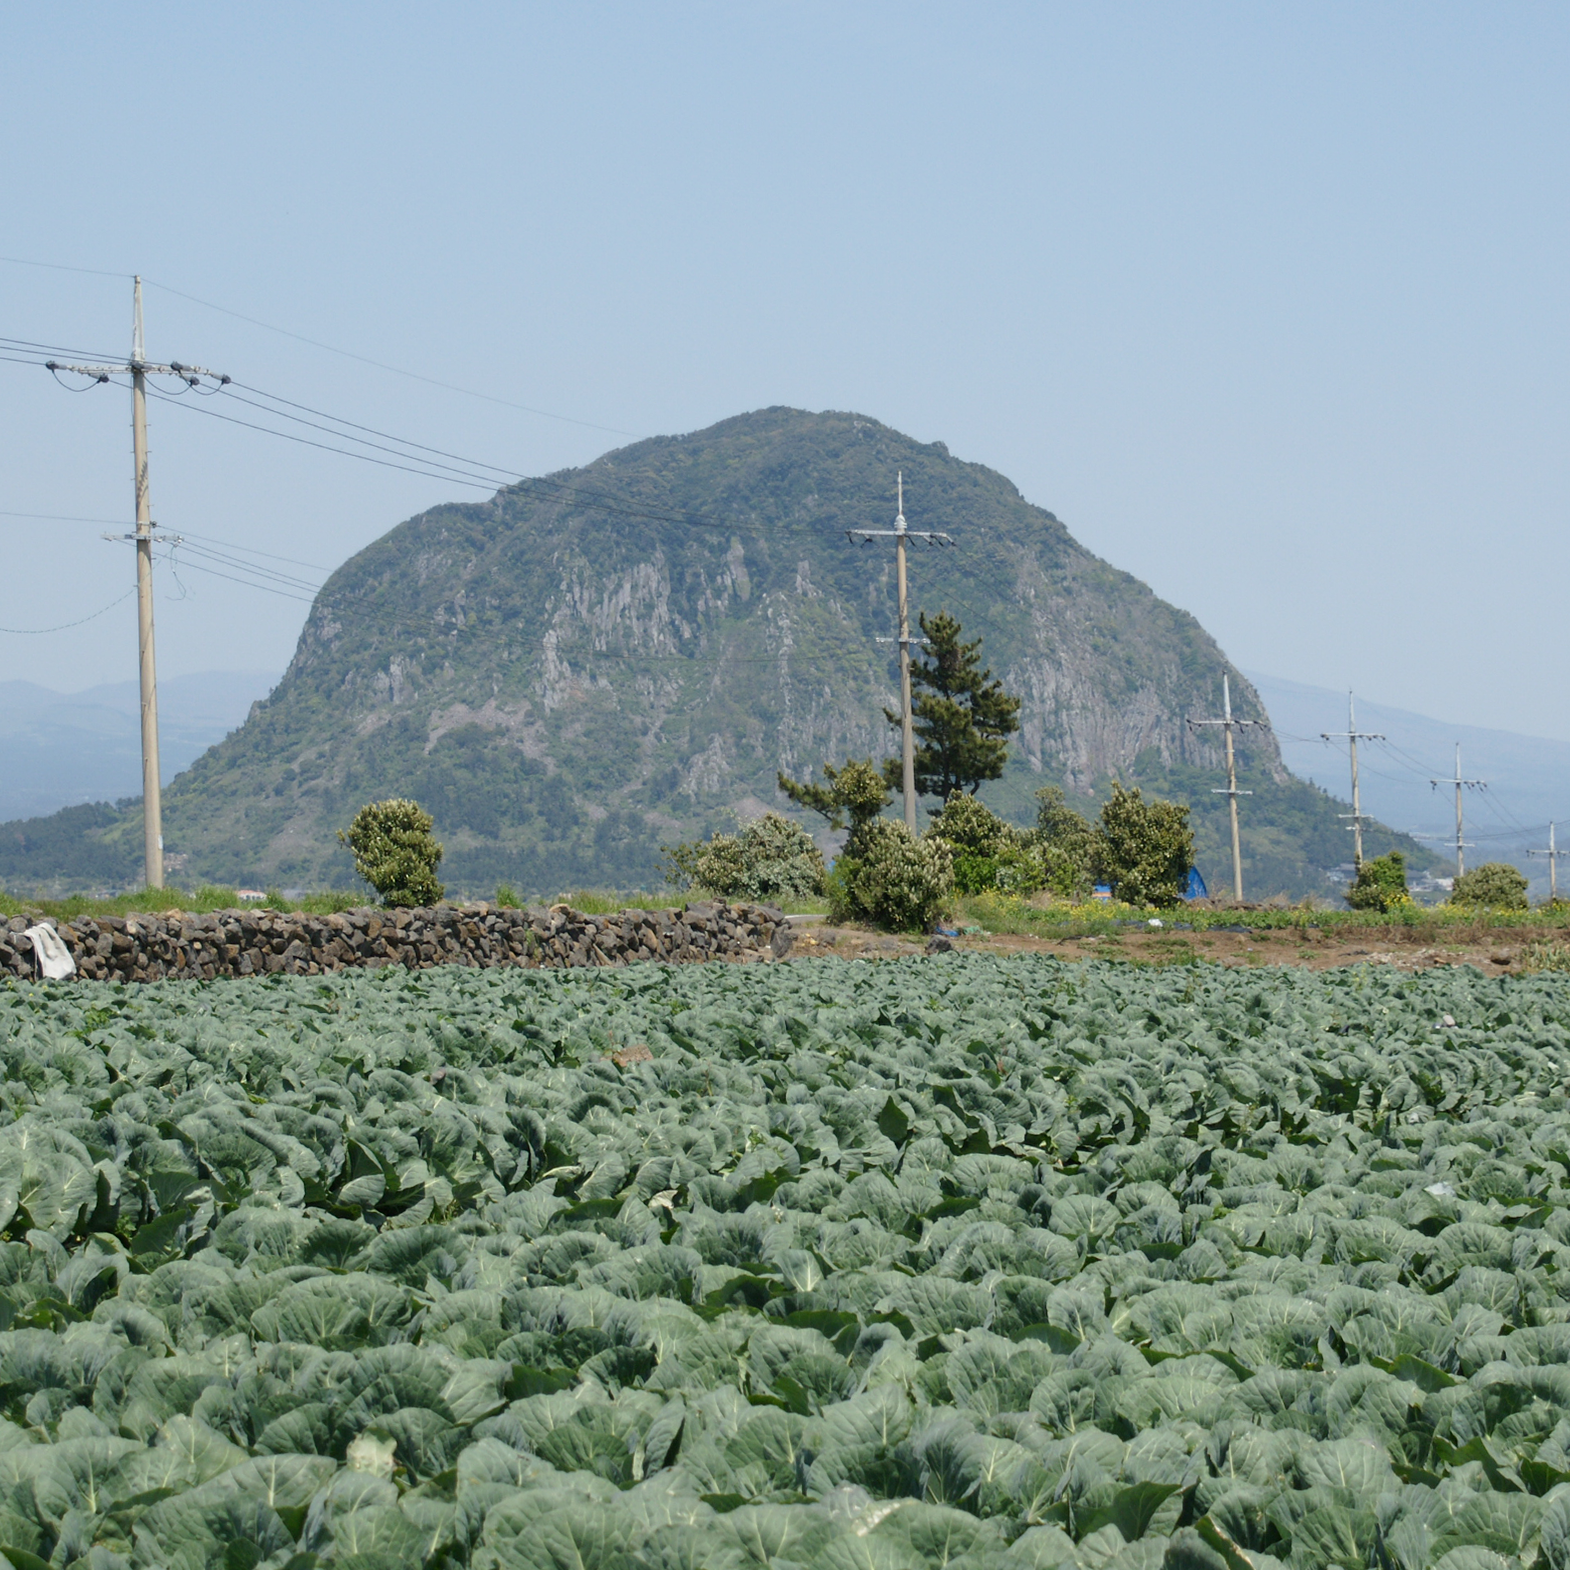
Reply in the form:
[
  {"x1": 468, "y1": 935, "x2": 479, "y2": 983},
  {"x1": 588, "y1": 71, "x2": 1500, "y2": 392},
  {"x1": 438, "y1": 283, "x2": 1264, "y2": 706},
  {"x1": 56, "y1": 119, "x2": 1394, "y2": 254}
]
[{"x1": 3, "y1": 4, "x2": 1568, "y2": 740}]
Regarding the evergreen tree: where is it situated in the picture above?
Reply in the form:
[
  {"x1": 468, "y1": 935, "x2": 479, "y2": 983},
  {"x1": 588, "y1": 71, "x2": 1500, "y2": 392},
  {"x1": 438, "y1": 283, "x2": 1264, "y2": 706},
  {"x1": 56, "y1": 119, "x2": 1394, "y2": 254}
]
[
  {"x1": 776, "y1": 758, "x2": 890, "y2": 858},
  {"x1": 883, "y1": 611, "x2": 1021, "y2": 799}
]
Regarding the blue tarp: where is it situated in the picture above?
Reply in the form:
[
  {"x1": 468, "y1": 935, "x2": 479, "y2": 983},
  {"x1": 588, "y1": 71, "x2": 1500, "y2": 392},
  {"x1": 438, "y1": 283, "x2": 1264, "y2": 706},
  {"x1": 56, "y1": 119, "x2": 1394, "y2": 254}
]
[{"x1": 1182, "y1": 867, "x2": 1208, "y2": 901}]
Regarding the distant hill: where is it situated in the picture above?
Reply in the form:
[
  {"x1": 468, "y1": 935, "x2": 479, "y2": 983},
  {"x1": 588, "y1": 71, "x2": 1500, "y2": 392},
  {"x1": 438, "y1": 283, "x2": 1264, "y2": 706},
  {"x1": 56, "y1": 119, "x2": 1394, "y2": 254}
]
[
  {"x1": 1249, "y1": 671, "x2": 1570, "y2": 896},
  {"x1": 0, "y1": 409, "x2": 1436, "y2": 899},
  {"x1": 0, "y1": 671, "x2": 278, "y2": 819}
]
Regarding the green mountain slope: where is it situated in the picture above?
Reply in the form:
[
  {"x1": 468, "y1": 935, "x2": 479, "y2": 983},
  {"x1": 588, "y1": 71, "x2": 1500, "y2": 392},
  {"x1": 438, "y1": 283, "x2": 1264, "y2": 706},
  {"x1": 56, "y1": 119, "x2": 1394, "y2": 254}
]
[{"x1": 0, "y1": 408, "x2": 1434, "y2": 898}]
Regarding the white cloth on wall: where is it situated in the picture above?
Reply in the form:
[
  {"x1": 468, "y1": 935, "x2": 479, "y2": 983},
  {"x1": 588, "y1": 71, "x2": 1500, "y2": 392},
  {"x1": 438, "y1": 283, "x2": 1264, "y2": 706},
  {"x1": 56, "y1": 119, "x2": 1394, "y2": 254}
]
[{"x1": 23, "y1": 924, "x2": 76, "y2": 980}]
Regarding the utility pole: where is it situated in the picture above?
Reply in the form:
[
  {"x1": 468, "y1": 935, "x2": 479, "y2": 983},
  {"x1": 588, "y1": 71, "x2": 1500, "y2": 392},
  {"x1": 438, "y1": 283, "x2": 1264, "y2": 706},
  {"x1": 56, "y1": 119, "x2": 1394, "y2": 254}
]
[
  {"x1": 46, "y1": 277, "x2": 227, "y2": 889},
  {"x1": 1188, "y1": 673, "x2": 1266, "y2": 901},
  {"x1": 847, "y1": 472, "x2": 952, "y2": 831},
  {"x1": 1322, "y1": 691, "x2": 1385, "y2": 870},
  {"x1": 1430, "y1": 743, "x2": 1485, "y2": 878},
  {"x1": 1529, "y1": 823, "x2": 1563, "y2": 904}
]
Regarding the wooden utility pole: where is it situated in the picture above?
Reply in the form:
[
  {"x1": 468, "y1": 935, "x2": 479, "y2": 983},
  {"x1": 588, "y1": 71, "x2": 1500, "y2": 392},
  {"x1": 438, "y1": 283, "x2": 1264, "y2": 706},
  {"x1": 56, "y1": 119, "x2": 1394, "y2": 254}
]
[
  {"x1": 1529, "y1": 822, "x2": 1562, "y2": 903},
  {"x1": 129, "y1": 282, "x2": 161, "y2": 890},
  {"x1": 1430, "y1": 743, "x2": 1485, "y2": 878},
  {"x1": 1189, "y1": 673, "x2": 1265, "y2": 900},
  {"x1": 46, "y1": 278, "x2": 226, "y2": 889},
  {"x1": 847, "y1": 472, "x2": 952, "y2": 831},
  {"x1": 1322, "y1": 692, "x2": 1384, "y2": 870}
]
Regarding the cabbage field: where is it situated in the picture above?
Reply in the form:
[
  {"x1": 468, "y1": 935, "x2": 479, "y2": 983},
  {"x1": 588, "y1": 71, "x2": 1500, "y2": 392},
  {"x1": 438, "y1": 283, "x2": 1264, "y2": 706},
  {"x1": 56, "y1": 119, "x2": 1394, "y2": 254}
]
[{"x1": 4, "y1": 956, "x2": 1570, "y2": 1570}]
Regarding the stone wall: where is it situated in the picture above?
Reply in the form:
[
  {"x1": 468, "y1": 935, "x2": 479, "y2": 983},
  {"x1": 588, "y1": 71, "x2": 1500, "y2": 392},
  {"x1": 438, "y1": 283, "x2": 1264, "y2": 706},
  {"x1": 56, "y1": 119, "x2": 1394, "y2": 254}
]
[{"x1": 0, "y1": 900, "x2": 794, "y2": 983}]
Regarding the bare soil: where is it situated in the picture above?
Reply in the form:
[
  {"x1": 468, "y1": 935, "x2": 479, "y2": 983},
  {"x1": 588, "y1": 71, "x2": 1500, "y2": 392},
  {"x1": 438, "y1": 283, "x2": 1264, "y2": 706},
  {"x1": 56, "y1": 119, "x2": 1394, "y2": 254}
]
[{"x1": 786, "y1": 920, "x2": 1556, "y2": 974}]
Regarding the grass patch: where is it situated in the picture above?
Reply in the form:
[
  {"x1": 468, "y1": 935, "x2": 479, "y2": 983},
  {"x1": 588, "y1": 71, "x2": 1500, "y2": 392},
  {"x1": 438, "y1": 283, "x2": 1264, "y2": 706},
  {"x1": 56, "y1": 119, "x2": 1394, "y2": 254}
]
[
  {"x1": 0, "y1": 885, "x2": 367, "y2": 920},
  {"x1": 956, "y1": 890, "x2": 1570, "y2": 941},
  {"x1": 542, "y1": 887, "x2": 829, "y2": 916}
]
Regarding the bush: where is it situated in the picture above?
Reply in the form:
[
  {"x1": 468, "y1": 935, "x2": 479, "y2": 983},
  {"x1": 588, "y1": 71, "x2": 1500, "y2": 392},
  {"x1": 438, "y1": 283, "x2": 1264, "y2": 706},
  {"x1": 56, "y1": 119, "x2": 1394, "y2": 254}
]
[
  {"x1": 337, "y1": 799, "x2": 444, "y2": 908},
  {"x1": 1094, "y1": 783, "x2": 1193, "y2": 906},
  {"x1": 927, "y1": 792, "x2": 1019, "y2": 895},
  {"x1": 1450, "y1": 861, "x2": 1529, "y2": 911},
  {"x1": 662, "y1": 812, "x2": 825, "y2": 903},
  {"x1": 1346, "y1": 851, "x2": 1411, "y2": 913},
  {"x1": 831, "y1": 819, "x2": 954, "y2": 931},
  {"x1": 1031, "y1": 787, "x2": 1099, "y2": 901}
]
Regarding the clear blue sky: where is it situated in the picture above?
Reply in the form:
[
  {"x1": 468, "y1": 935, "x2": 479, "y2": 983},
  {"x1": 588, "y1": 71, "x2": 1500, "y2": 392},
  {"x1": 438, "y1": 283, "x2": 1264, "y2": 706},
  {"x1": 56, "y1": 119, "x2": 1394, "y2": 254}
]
[{"x1": 3, "y1": 4, "x2": 1567, "y2": 737}]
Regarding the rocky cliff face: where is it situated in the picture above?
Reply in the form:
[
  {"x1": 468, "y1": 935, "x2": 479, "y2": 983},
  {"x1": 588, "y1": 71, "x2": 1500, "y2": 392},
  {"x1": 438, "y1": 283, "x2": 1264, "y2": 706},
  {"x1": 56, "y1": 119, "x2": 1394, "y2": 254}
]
[{"x1": 57, "y1": 408, "x2": 1294, "y2": 893}]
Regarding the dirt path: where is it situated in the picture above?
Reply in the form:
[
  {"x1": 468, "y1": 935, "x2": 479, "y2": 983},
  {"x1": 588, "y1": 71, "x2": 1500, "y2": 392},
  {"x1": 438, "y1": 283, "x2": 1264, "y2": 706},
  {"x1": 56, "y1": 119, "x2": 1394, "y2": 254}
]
[{"x1": 787, "y1": 920, "x2": 1555, "y2": 973}]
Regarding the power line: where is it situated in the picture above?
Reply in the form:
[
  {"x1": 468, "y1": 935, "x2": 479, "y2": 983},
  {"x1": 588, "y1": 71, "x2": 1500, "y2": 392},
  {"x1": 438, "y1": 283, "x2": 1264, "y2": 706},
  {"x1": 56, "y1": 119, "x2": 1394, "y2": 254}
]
[
  {"x1": 0, "y1": 586, "x2": 136, "y2": 634},
  {"x1": 141, "y1": 277, "x2": 643, "y2": 439},
  {"x1": 0, "y1": 333, "x2": 124, "y2": 361},
  {"x1": 0, "y1": 255, "x2": 130, "y2": 280},
  {"x1": 0, "y1": 511, "x2": 334, "y2": 573},
  {"x1": 172, "y1": 527, "x2": 331, "y2": 573},
  {"x1": 141, "y1": 381, "x2": 503, "y2": 491},
  {"x1": 156, "y1": 549, "x2": 317, "y2": 605},
  {"x1": 168, "y1": 539, "x2": 322, "y2": 595},
  {"x1": 0, "y1": 253, "x2": 643, "y2": 436}
]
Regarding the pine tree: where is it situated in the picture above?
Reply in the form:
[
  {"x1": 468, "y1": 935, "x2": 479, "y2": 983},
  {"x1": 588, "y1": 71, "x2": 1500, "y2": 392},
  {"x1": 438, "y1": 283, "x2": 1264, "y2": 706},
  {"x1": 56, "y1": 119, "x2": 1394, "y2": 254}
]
[{"x1": 883, "y1": 611, "x2": 1021, "y2": 799}]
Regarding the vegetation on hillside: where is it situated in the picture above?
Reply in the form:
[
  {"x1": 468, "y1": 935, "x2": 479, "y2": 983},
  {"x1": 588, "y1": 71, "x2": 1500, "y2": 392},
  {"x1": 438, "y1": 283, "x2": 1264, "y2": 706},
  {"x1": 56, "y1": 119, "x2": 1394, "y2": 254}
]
[{"x1": 0, "y1": 410, "x2": 1365, "y2": 898}]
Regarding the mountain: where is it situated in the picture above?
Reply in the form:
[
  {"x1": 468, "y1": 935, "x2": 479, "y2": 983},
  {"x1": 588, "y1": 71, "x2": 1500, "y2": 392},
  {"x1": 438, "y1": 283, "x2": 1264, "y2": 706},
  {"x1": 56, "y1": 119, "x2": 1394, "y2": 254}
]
[
  {"x1": 1248, "y1": 671, "x2": 1570, "y2": 896},
  {"x1": 0, "y1": 409, "x2": 1436, "y2": 899},
  {"x1": 0, "y1": 671, "x2": 279, "y2": 821}
]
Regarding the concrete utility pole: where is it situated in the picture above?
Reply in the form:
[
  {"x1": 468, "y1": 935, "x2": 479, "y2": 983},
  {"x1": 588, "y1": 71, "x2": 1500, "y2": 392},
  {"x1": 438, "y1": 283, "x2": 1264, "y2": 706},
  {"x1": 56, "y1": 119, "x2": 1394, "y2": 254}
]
[
  {"x1": 1529, "y1": 822, "x2": 1562, "y2": 904},
  {"x1": 1189, "y1": 673, "x2": 1266, "y2": 901},
  {"x1": 46, "y1": 278, "x2": 227, "y2": 889},
  {"x1": 1322, "y1": 691, "x2": 1385, "y2": 870},
  {"x1": 846, "y1": 472, "x2": 952, "y2": 832},
  {"x1": 1430, "y1": 743, "x2": 1485, "y2": 878}
]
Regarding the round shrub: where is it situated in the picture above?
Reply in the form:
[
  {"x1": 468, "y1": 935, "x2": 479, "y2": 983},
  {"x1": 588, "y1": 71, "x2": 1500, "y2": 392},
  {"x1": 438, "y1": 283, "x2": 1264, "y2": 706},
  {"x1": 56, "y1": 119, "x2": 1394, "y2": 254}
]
[
  {"x1": 338, "y1": 799, "x2": 444, "y2": 908},
  {"x1": 838, "y1": 818, "x2": 954, "y2": 931},
  {"x1": 1345, "y1": 851, "x2": 1411, "y2": 913},
  {"x1": 1450, "y1": 861, "x2": 1529, "y2": 911},
  {"x1": 668, "y1": 812, "x2": 826, "y2": 903},
  {"x1": 928, "y1": 792, "x2": 1018, "y2": 895}
]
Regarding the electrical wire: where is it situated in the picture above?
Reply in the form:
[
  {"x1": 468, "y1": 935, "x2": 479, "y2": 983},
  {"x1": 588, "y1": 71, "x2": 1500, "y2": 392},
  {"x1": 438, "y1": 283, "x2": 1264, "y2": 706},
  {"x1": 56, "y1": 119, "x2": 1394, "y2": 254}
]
[
  {"x1": 0, "y1": 255, "x2": 130, "y2": 280},
  {"x1": 219, "y1": 379, "x2": 798, "y2": 531},
  {"x1": 0, "y1": 586, "x2": 136, "y2": 634},
  {"x1": 0, "y1": 510, "x2": 123, "y2": 525},
  {"x1": 141, "y1": 382, "x2": 503, "y2": 491},
  {"x1": 0, "y1": 513, "x2": 334, "y2": 575},
  {"x1": 140, "y1": 277, "x2": 642, "y2": 439},
  {"x1": 172, "y1": 528, "x2": 331, "y2": 573},
  {"x1": 0, "y1": 333, "x2": 123, "y2": 361},
  {"x1": 227, "y1": 382, "x2": 522, "y2": 481},
  {"x1": 216, "y1": 384, "x2": 522, "y2": 489},
  {"x1": 144, "y1": 379, "x2": 848, "y2": 535},
  {"x1": 171, "y1": 539, "x2": 323, "y2": 595},
  {"x1": 154, "y1": 550, "x2": 316, "y2": 605}
]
